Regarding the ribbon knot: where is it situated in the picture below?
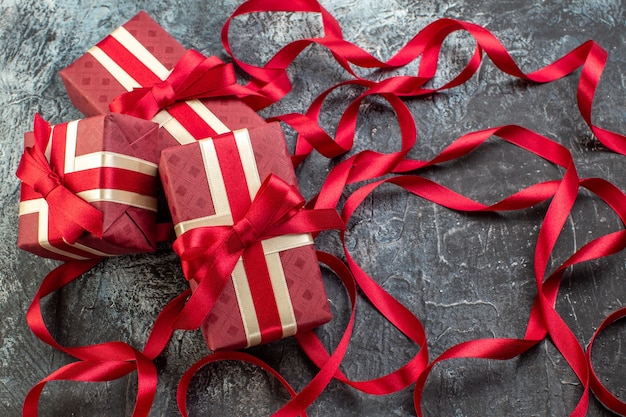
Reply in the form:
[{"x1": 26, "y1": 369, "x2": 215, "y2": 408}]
[
  {"x1": 16, "y1": 114, "x2": 103, "y2": 244},
  {"x1": 109, "y1": 50, "x2": 240, "y2": 120},
  {"x1": 33, "y1": 171, "x2": 62, "y2": 198},
  {"x1": 176, "y1": 174, "x2": 306, "y2": 268},
  {"x1": 171, "y1": 174, "x2": 344, "y2": 330},
  {"x1": 151, "y1": 80, "x2": 177, "y2": 110},
  {"x1": 231, "y1": 217, "x2": 260, "y2": 252}
]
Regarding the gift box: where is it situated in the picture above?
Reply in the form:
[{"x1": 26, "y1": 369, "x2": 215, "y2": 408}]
[
  {"x1": 59, "y1": 11, "x2": 266, "y2": 152},
  {"x1": 159, "y1": 123, "x2": 332, "y2": 350},
  {"x1": 17, "y1": 113, "x2": 160, "y2": 261}
]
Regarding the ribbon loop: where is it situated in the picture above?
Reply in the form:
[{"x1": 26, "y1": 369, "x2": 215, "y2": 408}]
[
  {"x1": 16, "y1": 114, "x2": 103, "y2": 244},
  {"x1": 109, "y1": 49, "x2": 241, "y2": 119},
  {"x1": 176, "y1": 174, "x2": 311, "y2": 271},
  {"x1": 171, "y1": 174, "x2": 343, "y2": 331}
]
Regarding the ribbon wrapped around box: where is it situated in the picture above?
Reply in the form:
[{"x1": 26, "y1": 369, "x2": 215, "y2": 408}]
[
  {"x1": 160, "y1": 122, "x2": 334, "y2": 350},
  {"x1": 16, "y1": 113, "x2": 160, "y2": 261},
  {"x1": 59, "y1": 11, "x2": 266, "y2": 152}
]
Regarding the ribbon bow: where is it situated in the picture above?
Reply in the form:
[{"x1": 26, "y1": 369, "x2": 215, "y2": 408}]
[
  {"x1": 109, "y1": 50, "x2": 241, "y2": 119},
  {"x1": 16, "y1": 114, "x2": 103, "y2": 244},
  {"x1": 171, "y1": 174, "x2": 344, "y2": 330}
]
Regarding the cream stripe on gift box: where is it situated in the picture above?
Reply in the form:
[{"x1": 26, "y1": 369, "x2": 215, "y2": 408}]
[
  {"x1": 232, "y1": 261, "x2": 263, "y2": 348},
  {"x1": 64, "y1": 120, "x2": 79, "y2": 174},
  {"x1": 262, "y1": 234, "x2": 314, "y2": 254},
  {"x1": 67, "y1": 240, "x2": 117, "y2": 258},
  {"x1": 88, "y1": 46, "x2": 141, "y2": 91},
  {"x1": 88, "y1": 28, "x2": 230, "y2": 144},
  {"x1": 19, "y1": 199, "x2": 106, "y2": 260},
  {"x1": 265, "y1": 251, "x2": 298, "y2": 339},
  {"x1": 109, "y1": 27, "x2": 171, "y2": 80},
  {"x1": 20, "y1": 186, "x2": 156, "y2": 219},
  {"x1": 186, "y1": 100, "x2": 230, "y2": 135},
  {"x1": 172, "y1": 129, "x2": 304, "y2": 347},
  {"x1": 173, "y1": 213, "x2": 232, "y2": 237},
  {"x1": 63, "y1": 120, "x2": 158, "y2": 177},
  {"x1": 199, "y1": 138, "x2": 232, "y2": 221},
  {"x1": 58, "y1": 119, "x2": 158, "y2": 211},
  {"x1": 151, "y1": 111, "x2": 196, "y2": 145},
  {"x1": 233, "y1": 129, "x2": 262, "y2": 199},
  {"x1": 76, "y1": 189, "x2": 157, "y2": 212},
  {"x1": 73, "y1": 152, "x2": 158, "y2": 176}
]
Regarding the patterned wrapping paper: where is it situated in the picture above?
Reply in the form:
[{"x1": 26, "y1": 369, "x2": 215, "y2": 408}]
[
  {"x1": 159, "y1": 122, "x2": 332, "y2": 350},
  {"x1": 18, "y1": 113, "x2": 160, "y2": 261},
  {"x1": 59, "y1": 10, "x2": 266, "y2": 152}
]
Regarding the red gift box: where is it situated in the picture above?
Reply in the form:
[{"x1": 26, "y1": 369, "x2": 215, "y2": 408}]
[
  {"x1": 159, "y1": 123, "x2": 332, "y2": 350},
  {"x1": 59, "y1": 11, "x2": 266, "y2": 152},
  {"x1": 17, "y1": 113, "x2": 160, "y2": 261}
]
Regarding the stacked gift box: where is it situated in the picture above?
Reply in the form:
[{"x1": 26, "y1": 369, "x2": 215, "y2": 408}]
[{"x1": 17, "y1": 11, "x2": 332, "y2": 351}]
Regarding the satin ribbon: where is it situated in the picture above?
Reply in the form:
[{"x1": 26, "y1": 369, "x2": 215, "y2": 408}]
[
  {"x1": 109, "y1": 50, "x2": 244, "y2": 119},
  {"x1": 177, "y1": 351, "x2": 310, "y2": 417},
  {"x1": 172, "y1": 174, "x2": 344, "y2": 331},
  {"x1": 223, "y1": 0, "x2": 626, "y2": 157},
  {"x1": 22, "y1": 257, "x2": 191, "y2": 417},
  {"x1": 23, "y1": 3, "x2": 626, "y2": 416},
  {"x1": 16, "y1": 114, "x2": 103, "y2": 244},
  {"x1": 587, "y1": 307, "x2": 626, "y2": 416},
  {"x1": 177, "y1": 251, "x2": 356, "y2": 417}
]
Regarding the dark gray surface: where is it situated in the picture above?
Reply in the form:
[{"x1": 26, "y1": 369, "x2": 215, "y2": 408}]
[{"x1": 1, "y1": 0, "x2": 625, "y2": 416}]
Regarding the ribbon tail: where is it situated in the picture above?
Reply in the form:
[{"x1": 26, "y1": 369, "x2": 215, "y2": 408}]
[
  {"x1": 46, "y1": 187, "x2": 103, "y2": 243},
  {"x1": 177, "y1": 62, "x2": 238, "y2": 98},
  {"x1": 174, "y1": 249, "x2": 241, "y2": 330},
  {"x1": 109, "y1": 88, "x2": 154, "y2": 119},
  {"x1": 33, "y1": 113, "x2": 52, "y2": 148},
  {"x1": 269, "y1": 208, "x2": 345, "y2": 237}
]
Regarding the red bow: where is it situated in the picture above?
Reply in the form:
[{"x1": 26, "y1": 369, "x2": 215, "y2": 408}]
[
  {"x1": 171, "y1": 174, "x2": 344, "y2": 330},
  {"x1": 16, "y1": 114, "x2": 103, "y2": 244},
  {"x1": 109, "y1": 50, "x2": 241, "y2": 119}
]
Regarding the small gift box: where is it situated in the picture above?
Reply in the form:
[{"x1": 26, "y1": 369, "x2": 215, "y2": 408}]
[
  {"x1": 17, "y1": 113, "x2": 160, "y2": 261},
  {"x1": 59, "y1": 11, "x2": 266, "y2": 152},
  {"x1": 159, "y1": 123, "x2": 333, "y2": 350}
]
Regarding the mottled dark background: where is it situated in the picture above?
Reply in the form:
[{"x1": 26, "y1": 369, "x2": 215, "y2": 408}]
[{"x1": 1, "y1": 0, "x2": 625, "y2": 416}]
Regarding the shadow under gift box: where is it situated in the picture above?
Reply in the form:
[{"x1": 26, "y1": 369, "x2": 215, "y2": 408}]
[
  {"x1": 59, "y1": 10, "x2": 266, "y2": 153},
  {"x1": 18, "y1": 113, "x2": 160, "y2": 261},
  {"x1": 159, "y1": 122, "x2": 332, "y2": 351}
]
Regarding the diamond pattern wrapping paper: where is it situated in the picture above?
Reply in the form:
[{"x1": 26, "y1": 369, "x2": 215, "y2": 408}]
[
  {"x1": 59, "y1": 11, "x2": 266, "y2": 152},
  {"x1": 17, "y1": 113, "x2": 161, "y2": 261},
  {"x1": 159, "y1": 122, "x2": 332, "y2": 350}
]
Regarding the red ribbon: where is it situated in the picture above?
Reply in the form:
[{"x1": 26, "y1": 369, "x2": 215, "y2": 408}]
[
  {"x1": 587, "y1": 306, "x2": 626, "y2": 415},
  {"x1": 178, "y1": 251, "x2": 356, "y2": 417},
  {"x1": 223, "y1": 0, "x2": 626, "y2": 157},
  {"x1": 16, "y1": 114, "x2": 103, "y2": 244},
  {"x1": 109, "y1": 50, "x2": 247, "y2": 119},
  {"x1": 23, "y1": 3, "x2": 626, "y2": 416},
  {"x1": 172, "y1": 173, "x2": 344, "y2": 331},
  {"x1": 218, "y1": 3, "x2": 626, "y2": 415},
  {"x1": 22, "y1": 257, "x2": 191, "y2": 417}
]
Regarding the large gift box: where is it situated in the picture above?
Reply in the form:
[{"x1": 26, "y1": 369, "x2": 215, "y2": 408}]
[
  {"x1": 17, "y1": 113, "x2": 160, "y2": 261},
  {"x1": 159, "y1": 123, "x2": 332, "y2": 350},
  {"x1": 59, "y1": 11, "x2": 266, "y2": 152}
]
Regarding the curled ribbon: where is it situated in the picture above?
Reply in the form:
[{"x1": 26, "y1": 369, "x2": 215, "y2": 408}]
[
  {"x1": 16, "y1": 114, "x2": 103, "y2": 244},
  {"x1": 109, "y1": 50, "x2": 244, "y2": 119},
  {"x1": 172, "y1": 173, "x2": 344, "y2": 331}
]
